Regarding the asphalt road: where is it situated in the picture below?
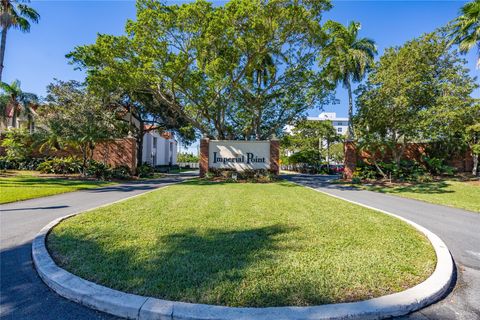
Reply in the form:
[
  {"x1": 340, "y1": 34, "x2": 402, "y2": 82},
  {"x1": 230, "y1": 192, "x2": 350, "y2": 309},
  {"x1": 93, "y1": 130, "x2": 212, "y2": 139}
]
[
  {"x1": 1, "y1": 172, "x2": 479, "y2": 319},
  {"x1": 0, "y1": 173, "x2": 196, "y2": 320},
  {"x1": 286, "y1": 174, "x2": 480, "y2": 320}
]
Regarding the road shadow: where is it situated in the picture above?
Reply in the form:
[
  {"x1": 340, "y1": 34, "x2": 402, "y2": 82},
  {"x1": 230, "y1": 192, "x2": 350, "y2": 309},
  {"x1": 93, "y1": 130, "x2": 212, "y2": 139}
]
[{"x1": 1, "y1": 205, "x2": 70, "y2": 212}]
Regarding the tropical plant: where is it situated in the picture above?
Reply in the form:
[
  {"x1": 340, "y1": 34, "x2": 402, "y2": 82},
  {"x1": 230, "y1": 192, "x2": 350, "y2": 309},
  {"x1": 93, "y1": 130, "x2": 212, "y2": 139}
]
[
  {"x1": 320, "y1": 21, "x2": 377, "y2": 138},
  {"x1": 449, "y1": 0, "x2": 480, "y2": 67},
  {"x1": 38, "y1": 80, "x2": 127, "y2": 175},
  {"x1": 0, "y1": 80, "x2": 38, "y2": 130},
  {"x1": 0, "y1": 0, "x2": 40, "y2": 81}
]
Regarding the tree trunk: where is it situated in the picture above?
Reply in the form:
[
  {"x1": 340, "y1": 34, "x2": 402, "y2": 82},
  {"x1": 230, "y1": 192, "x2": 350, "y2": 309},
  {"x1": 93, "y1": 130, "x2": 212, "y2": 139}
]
[
  {"x1": 473, "y1": 154, "x2": 479, "y2": 177},
  {"x1": 11, "y1": 107, "x2": 17, "y2": 128},
  {"x1": 0, "y1": 27, "x2": 7, "y2": 83},
  {"x1": 346, "y1": 80, "x2": 355, "y2": 139},
  {"x1": 136, "y1": 121, "x2": 144, "y2": 171}
]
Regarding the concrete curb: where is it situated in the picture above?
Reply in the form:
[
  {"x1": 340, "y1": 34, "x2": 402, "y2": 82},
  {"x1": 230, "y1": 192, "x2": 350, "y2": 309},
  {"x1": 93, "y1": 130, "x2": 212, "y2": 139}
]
[{"x1": 33, "y1": 182, "x2": 454, "y2": 320}]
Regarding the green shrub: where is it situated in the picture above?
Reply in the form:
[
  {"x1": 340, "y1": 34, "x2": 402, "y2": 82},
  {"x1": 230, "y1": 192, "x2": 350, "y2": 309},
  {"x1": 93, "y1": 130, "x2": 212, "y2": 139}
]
[
  {"x1": 0, "y1": 156, "x2": 46, "y2": 170},
  {"x1": 138, "y1": 163, "x2": 155, "y2": 178},
  {"x1": 37, "y1": 157, "x2": 82, "y2": 174},
  {"x1": 206, "y1": 168, "x2": 277, "y2": 182},
  {"x1": 423, "y1": 157, "x2": 456, "y2": 176},
  {"x1": 86, "y1": 161, "x2": 112, "y2": 180},
  {"x1": 111, "y1": 165, "x2": 132, "y2": 180},
  {"x1": 1, "y1": 129, "x2": 33, "y2": 161}
]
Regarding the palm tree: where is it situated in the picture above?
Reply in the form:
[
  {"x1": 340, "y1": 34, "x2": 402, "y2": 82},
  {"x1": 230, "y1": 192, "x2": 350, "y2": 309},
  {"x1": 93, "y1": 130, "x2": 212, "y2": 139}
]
[
  {"x1": 450, "y1": 0, "x2": 480, "y2": 67},
  {"x1": 0, "y1": 79, "x2": 38, "y2": 130},
  {"x1": 320, "y1": 21, "x2": 377, "y2": 139},
  {"x1": 0, "y1": 0, "x2": 40, "y2": 82}
]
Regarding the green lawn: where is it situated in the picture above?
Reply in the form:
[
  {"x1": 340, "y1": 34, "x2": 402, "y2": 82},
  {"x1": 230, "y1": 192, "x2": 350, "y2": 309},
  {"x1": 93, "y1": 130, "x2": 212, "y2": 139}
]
[
  {"x1": 48, "y1": 180, "x2": 435, "y2": 307},
  {"x1": 360, "y1": 180, "x2": 480, "y2": 213},
  {"x1": 0, "y1": 171, "x2": 113, "y2": 204}
]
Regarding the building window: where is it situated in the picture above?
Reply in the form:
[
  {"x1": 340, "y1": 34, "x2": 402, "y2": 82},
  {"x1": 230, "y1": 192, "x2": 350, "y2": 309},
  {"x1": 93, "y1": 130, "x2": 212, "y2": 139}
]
[
  {"x1": 337, "y1": 122, "x2": 343, "y2": 126},
  {"x1": 153, "y1": 137, "x2": 157, "y2": 148},
  {"x1": 337, "y1": 127, "x2": 342, "y2": 133}
]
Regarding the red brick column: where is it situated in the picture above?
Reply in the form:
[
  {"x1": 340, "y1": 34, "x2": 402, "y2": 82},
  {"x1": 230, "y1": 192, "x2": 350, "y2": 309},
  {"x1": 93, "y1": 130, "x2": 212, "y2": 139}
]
[
  {"x1": 343, "y1": 141, "x2": 357, "y2": 179},
  {"x1": 270, "y1": 139, "x2": 280, "y2": 175},
  {"x1": 199, "y1": 138, "x2": 209, "y2": 178}
]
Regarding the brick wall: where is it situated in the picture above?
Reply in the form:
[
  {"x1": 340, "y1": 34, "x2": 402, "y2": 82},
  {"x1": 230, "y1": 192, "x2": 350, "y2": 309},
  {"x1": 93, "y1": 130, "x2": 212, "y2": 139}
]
[
  {"x1": 199, "y1": 138, "x2": 209, "y2": 178},
  {"x1": 343, "y1": 141, "x2": 474, "y2": 179},
  {"x1": 93, "y1": 138, "x2": 137, "y2": 173},
  {"x1": 0, "y1": 137, "x2": 137, "y2": 173},
  {"x1": 270, "y1": 139, "x2": 280, "y2": 175}
]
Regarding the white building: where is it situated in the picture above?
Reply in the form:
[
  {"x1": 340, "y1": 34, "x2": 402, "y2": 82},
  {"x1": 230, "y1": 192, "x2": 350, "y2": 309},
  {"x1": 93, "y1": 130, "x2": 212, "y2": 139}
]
[
  {"x1": 307, "y1": 112, "x2": 349, "y2": 136},
  {"x1": 142, "y1": 126, "x2": 178, "y2": 166}
]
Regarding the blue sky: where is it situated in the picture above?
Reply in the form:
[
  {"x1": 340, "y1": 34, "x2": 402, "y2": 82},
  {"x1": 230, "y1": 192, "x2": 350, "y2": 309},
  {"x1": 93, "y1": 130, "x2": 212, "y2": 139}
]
[{"x1": 5, "y1": 0, "x2": 479, "y2": 122}]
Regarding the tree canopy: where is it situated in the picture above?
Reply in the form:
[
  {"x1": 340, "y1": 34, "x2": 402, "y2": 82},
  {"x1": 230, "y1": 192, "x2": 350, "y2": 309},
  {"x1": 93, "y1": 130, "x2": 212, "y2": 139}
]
[
  {"x1": 355, "y1": 32, "x2": 479, "y2": 170},
  {"x1": 68, "y1": 0, "x2": 337, "y2": 141}
]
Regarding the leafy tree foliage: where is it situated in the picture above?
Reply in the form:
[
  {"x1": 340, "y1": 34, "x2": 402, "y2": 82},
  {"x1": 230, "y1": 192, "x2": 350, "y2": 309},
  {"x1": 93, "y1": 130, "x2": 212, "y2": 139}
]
[
  {"x1": 68, "y1": 0, "x2": 336, "y2": 141},
  {"x1": 355, "y1": 32, "x2": 479, "y2": 174},
  {"x1": 177, "y1": 152, "x2": 199, "y2": 163},
  {"x1": 37, "y1": 81, "x2": 127, "y2": 175},
  {"x1": 282, "y1": 119, "x2": 340, "y2": 165}
]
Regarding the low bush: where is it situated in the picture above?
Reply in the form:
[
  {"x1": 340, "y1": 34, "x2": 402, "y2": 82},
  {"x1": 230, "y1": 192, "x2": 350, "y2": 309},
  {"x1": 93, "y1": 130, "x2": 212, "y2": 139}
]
[
  {"x1": 423, "y1": 157, "x2": 456, "y2": 176},
  {"x1": 86, "y1": 160, "x2": 112, "y2": 180},
  {"x1": 111, "y1": 165, "x2": 132, "y2": 180},
  {"x1": 0, "y1": 156, "x2": 46, "y2": 171},
  {"x1": 37, "y1": 157, "x2": 82, "y2": 174},
  {"x1": 354, "y1": 160, "x2": 432, "y2": 182},
  {"x1": 138, "y1": 163, "x2": 155, "y2": 178},
  {"x1": 206, "y1": 168, "x2": 277, "y2": 183}
]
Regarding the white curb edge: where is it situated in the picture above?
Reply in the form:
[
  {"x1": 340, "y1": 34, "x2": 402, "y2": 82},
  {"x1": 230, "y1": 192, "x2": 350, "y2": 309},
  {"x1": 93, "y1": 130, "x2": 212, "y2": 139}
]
[{"x1": 33, "y1": 181, "x2": 454, "y2": 320}]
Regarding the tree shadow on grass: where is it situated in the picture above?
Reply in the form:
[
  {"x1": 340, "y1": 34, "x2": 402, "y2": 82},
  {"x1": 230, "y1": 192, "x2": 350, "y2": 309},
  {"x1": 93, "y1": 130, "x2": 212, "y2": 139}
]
[
  {"x1": 366, "y1": 181, "x2": 454, "y2": 195},
  {"x1": 49, "y1": 224, "x2": 338, "y2": 307}
]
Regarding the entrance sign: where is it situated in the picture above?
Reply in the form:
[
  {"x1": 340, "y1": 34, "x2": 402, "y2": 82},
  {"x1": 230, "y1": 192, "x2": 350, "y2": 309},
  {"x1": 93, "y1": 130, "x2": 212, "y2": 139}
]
[
  {"x1": 209, "y1": 140, "x2": 270, "y2": 171},
  {"x1": 200, "y1": 139, "x2": 279, "y2": 177}
]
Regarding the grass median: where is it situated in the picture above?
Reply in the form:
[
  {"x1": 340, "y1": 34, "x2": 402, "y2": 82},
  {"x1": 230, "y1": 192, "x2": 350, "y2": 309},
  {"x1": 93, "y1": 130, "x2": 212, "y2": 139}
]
[
  {"x1": 0, "y1": 171, "x2": 113, "y2": 204},
  {"x1": 360, "y1": 179, "x2": 480, "y2": 213},
  {"x1": 48, "y1": 180, "x2": 436, "y2": 307}
]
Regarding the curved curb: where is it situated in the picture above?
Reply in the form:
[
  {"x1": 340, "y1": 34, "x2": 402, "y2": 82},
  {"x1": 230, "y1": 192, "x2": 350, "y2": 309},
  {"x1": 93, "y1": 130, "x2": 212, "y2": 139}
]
[{"x1": 33, "y1": 189, "x2": 454, "y2": 320}]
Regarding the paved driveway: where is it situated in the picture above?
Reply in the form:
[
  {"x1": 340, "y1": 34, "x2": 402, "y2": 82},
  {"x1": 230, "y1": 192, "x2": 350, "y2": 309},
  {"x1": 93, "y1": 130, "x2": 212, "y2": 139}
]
[
  {"x1": 285, "y1": 174, "x2": 480, "y2": 320},
  {"x1": 0, "y1": 173, "x2": 196, "y2": 320},
  {"x1": 1, "y1": 172, "x2": 479, "y2": 319}
]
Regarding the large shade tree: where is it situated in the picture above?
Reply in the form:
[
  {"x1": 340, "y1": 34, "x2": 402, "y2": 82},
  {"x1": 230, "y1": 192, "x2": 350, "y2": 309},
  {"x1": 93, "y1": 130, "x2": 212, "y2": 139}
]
[
  {"x1": 0, "y1": 0, "x2": 40, "y2": 82},
  {"x1": 319, "y1": 21, "x2": 377, "y2": 139},
  {"x1": 68, "y1": 0, "x2": 337, "y2": 141},
  {"x1": 355, "y1": 32, "x2": 479, "y2": 174},
  {"x1": 450, "y1": 0, "x2": 480, "y2": 67}
]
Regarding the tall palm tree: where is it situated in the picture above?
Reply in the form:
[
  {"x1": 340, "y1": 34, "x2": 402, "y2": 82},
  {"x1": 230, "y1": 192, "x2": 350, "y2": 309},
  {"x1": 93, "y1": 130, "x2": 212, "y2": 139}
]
[
  {"x1": 320, "y1": 21, "x2": 377, "y2": 139},
  {"x1": 0, "y1": 79, "x2": 38, "y2": 130},
  {"x1": 0, "y1": 0, "x2": 40, "y2": 82},
  {"x1": 450, "y1": 0, "x2": 480, "y2": 67}
]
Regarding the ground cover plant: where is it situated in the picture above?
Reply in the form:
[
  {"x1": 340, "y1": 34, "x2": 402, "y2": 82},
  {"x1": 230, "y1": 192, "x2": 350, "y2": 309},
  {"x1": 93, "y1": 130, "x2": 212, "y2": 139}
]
[
  {"x1": 358, "y1": 179, "x2": 480, "y2": 213},
  {"x1": 48, "y1": 180, "x2": 435, "y2": 307},
  {"x1": 0, "y1": 171, "x2": 113, "y2": 204}
]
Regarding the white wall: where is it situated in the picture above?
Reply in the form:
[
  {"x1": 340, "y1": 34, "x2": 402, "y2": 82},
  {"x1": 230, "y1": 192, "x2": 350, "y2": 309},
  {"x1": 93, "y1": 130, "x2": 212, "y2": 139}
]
[{"x1": 142, "y1": 131, "x2": 177, "y2": 166}]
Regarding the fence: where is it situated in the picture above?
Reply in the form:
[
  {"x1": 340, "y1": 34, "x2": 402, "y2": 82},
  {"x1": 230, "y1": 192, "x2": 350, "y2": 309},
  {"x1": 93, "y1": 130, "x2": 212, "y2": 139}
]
[{"x1": 178, "y1": 162, "x2": 199, "y2": 169}]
